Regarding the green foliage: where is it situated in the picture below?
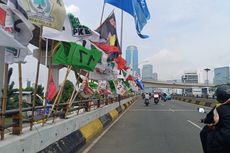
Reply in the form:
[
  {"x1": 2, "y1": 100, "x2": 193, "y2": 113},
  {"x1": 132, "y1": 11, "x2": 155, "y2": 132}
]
[{"x1": 60, "y1": 80, "x2": 74, "y2": 103}]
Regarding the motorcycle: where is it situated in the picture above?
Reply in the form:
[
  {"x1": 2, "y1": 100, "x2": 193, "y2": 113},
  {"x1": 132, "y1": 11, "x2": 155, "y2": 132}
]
[
  {"x1": 145, "y1": 99, "x2": 150, "y2": 106},
  {"x1": 153, "y1": 94, "x2": 160, "y2": 104}
]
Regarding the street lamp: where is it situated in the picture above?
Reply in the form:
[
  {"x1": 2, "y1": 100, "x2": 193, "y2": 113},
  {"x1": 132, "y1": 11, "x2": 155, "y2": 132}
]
[{"x1": 204, "y1": 68, "x2": 211, "y2": 87}]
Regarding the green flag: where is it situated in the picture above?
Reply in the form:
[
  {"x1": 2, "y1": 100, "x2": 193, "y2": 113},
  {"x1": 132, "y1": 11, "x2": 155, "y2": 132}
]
[
  {"x1": 108, "y1": 80, "x2": 116, "y2": 94},
  {"x1": 52, "y1": 42, "x2": 102, "y2": 71},
  {"x1": 89, "y1": 81, "x2": 98, "y2": 89}
]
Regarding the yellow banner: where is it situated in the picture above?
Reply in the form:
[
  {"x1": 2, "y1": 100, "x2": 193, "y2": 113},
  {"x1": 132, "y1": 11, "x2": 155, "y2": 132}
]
[{"x1": 23, "y1": 0, "x2": 66, "y2": 30}]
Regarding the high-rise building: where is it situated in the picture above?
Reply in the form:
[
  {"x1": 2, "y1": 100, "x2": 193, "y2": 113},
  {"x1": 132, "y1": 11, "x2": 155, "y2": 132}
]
[
  {"x1": 126, "y1": 46, "x2": 139, "y2": 75},
  {"x1": 213, "y1": 66, "x2": 230, "y2": 85},
  {"x1": 142, "y1": 64, "x2": 153, "y2": 80},
  {"x1": 152, "y1": 72, "x2": 158, "y2": 81},
  {"x1": 181, "y1": 72, "x2": 198, "y2": 84}
]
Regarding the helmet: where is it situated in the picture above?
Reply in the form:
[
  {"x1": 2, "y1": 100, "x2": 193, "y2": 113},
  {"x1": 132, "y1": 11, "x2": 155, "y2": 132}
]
[{"x1": 215, "y1": 85, "x2": 230, "y2": 103}]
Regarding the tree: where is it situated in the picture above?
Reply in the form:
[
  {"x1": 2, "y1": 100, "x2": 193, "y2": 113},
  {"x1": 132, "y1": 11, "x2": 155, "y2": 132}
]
[{"x1": 60, "y1": 80, "x2": 74, "y2": 103}]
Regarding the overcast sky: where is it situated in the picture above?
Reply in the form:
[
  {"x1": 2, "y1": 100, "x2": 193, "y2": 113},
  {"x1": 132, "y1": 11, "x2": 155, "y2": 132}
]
[{"x1": 10, "y1": 0, "x2": 230, "y2": 86}]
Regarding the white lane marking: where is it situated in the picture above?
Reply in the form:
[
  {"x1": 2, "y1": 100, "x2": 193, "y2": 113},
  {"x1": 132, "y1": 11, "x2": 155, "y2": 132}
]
[
  {"x1": 129, "y1": 109, "x2": 197, "y2": 112},
  {"x1": 160, "y1": 103, "x2": 165, "y2": 106},
  {"x1": 187, "y1": 120, "x2": 202, "y2": 130},
  {"x1": 169, "y1": 108, "x2": 175, "y2": 112},
  {"x1": 82, "y1": 101, "x2": 136, "y2": 153}
]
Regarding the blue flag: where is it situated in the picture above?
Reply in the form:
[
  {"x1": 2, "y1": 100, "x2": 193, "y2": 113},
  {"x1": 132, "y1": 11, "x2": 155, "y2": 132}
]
[
  {"x1": 105, "y1": 0, "x2": 150, "y2": 38},
  {"x1": 136, "y1": 79, "x2": 144, "y2": 90}
]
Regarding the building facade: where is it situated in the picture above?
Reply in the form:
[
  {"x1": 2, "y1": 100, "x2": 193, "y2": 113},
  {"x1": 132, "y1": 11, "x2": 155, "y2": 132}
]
[
  {"x1": 213, "y1": 66, "x2": 230, "y2": 85},
  {"x1": 125, "y1": 46, "x2": 139, "y2": 74},
  {"x1": 152, "y1": 72, "x2": 158, "y2": 81},
  {"x1": 181, "y1": 72, "x2": 198, "y2": 84},
  {"x1": 142, "y1": 64, "x2": 153, "y2": 80}
]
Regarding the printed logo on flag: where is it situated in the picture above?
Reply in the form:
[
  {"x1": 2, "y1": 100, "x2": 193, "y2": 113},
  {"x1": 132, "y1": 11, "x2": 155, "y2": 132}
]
[
  {"x1": 27, "y1": 0, "x2": 53, "y2": 23},
  {"x1": 5, "y1": 47, "x2": 20, "y2": 57},
  {"x1": 23, "y1": 0, "x2": 66, "y2": 30},
  {"x1": 68, "y1": 14, "x2": 92, "y2": 37}
]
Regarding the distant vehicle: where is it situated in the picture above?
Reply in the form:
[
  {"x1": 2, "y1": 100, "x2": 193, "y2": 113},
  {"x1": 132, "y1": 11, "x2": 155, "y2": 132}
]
[{"x1": 166, "y1": 94, "x2": 172, "y2": 100}]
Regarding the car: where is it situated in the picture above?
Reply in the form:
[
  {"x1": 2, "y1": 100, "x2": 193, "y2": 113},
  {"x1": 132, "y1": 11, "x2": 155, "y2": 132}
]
[{"x1": 166, "y1": 94, "x2": 172, "y2": 100}]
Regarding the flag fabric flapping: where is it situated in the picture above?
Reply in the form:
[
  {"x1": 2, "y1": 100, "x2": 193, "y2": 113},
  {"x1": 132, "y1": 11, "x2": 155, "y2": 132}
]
[
  {"x1": 0, "y1": 3, "x2": 34, "y2": 49},
  {"x1": 89, "y1": 52, "x2": 116, "y2": 81},
  {"x1": 136, "y1": 79, "x2": 144, "y2": 90},
  {"x1": 114, "y1": 55, "x2": 126, "y2": 70},
  {"x1": 105, "y1": 0, "x2": 150, "y2": 38},
  {"x1": 47, "y1": 70, "x2": 57, "y2": 102},
  {"x1": 22, "y1": 0, "x2": 66, "y2": 30},
  {"x1": 115, "y1": 79, "x2": 127, "y2": 95},
  {"x1": 52, "y1": 42, "x2": 102, "y2": 71},
  {"x1": 93, "y1": 11, "x2": 121, "y2": 54},
  {"x1": 43, "y1": 13, "x2": 99, "y2": 42},
  {"x1": 7, "y1": 0, "x2": 34, "y2": 46},
  {"x1": 108, "y1": 80, "x2": 116, "y2": 94}
]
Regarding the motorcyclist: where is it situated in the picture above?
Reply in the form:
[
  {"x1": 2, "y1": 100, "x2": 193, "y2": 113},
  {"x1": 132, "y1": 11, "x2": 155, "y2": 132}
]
[
  {"x1": 145, "y1": 92, "x2": 150, "y2": 100},
  {"x1": 200, "y1": 85, "x2": 230, "y2": 153}
]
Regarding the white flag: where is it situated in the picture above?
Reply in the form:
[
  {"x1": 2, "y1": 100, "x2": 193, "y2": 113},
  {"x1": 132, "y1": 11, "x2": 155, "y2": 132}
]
[
  {"x1": 4, "y1": 47, "x2": 32, "y2": 64},
  {"x1": 0, "y1": 3, "x2": 34, "y2": 49},
  {"x1": 42, "y1": 13, "x2": 99, "y2": 42}
]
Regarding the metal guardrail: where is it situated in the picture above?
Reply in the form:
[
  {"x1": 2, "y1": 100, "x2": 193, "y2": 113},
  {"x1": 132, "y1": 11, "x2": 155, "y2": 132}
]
[{"x1": 0, "y1": 94, "x2": 134, "y2": 140}]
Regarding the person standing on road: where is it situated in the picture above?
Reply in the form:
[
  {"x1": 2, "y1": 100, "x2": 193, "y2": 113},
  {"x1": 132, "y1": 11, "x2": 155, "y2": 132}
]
[{"x1": 200, "y1": 85, "x2": 230, "y2": 153}]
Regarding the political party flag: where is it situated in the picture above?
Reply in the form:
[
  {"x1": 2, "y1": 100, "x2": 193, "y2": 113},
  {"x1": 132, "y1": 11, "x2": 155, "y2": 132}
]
[
  {"x1": 89, "y1": 51, "x2": 116, "y2": 80},
  {"x1": 129, "y1": 80, "x2": 139, "y2": 92},
  {"x1": 114, "y1": 55, "x2": 126, "y2": 70},
  {"x1": 52, "y1": 42, "x2": 102, "y2": 71},
  {"x1": 47, "y1": 70, "x2": 57, "y2": 102},
  {"x1": 22, "y1": 0, "x2": 66, "y2": 30},
  {"x1": 7, "y1": 0, "x2": 35, "y2": 45},
  {"x1": 136, "y1": 79, "x2": 144, "y2": 90},
  {"x1": 108, "y1": 80, "x2": 116, "y2": 94},
  {"x1": 105, "y1": 0, "x2": 150, "y2": 38},
  {"x1": 4, "y1": 47, "x2": 32, "y2": 64},
  {"x1": 0, "y1": 3, "x2": 34, "y2": 49},
  {"x1": 43, "y1": 13, "x2": 99, "y2": 42},
  {"x1": 115, "y1": 79, "x2": 127, "y2": 95},
  {"x1": 93, "y1": 11, "x2": 121, "y2": 54}
]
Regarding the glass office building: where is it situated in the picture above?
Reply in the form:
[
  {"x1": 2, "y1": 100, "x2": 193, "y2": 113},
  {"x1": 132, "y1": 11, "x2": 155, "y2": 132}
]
[
  {"x1": 213, "y1": 66, "x2": 230, "y2": 85},
  {"x1": 126, "y1": 46, "x2": 139, "y2": 74}
]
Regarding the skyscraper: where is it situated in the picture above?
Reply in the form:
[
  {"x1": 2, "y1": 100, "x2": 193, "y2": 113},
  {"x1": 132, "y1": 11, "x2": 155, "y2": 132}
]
[
  {"x1": 126, "y1": 46, "x2": 139, "y2": 74},
  {"x1": 213, "y1": 66, "x2": 230, "y2": 85},
  {"x1": 142, "y1": 64, "x2": 153, "y2": 80}
]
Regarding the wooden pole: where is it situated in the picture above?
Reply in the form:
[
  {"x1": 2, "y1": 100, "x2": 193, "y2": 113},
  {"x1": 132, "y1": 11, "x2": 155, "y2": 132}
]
[
  {"x1": 1, "y1": 64, "x2": 9, "y2": 140},
  {"x1": 50, "y1": 66, "x2": 71, "y2": 123},
  {"x1": 65, "y1": 69, "x2": 82, "y2": 116},
  {"x1": 18, "y1": 63, "x2": 23, "y2": 134},
  {"x1": 30, "y1": 26, "x2": 43, "y2": 131}
]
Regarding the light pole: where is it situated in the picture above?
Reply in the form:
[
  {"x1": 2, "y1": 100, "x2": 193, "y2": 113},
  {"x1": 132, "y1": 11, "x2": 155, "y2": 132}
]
[{"x1": 204, "y1": 68, "x2": 211, "y2": 87}]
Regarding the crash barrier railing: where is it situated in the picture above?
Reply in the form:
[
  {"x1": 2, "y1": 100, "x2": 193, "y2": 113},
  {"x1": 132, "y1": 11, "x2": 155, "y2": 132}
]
[
  {"x1": 172, "y1": 95, "x2": 217, "y2": 107},
  {"x1": 0, "y1": 94, "x2": 135, "y2": 140}
]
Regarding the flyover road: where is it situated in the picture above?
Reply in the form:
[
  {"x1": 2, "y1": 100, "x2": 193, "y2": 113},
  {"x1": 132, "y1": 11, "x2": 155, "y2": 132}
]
[{"x1": 79, "y1": 98, "x2": 211, "y2": 153}]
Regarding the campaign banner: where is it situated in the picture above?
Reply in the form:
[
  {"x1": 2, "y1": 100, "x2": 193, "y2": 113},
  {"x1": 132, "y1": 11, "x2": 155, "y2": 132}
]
[
  {"x1": 42, "y1": 13, "x2": 99, "y2": 42},
  {"x1": 22, "y1": 0, "x2": 66, "y2": 30}
]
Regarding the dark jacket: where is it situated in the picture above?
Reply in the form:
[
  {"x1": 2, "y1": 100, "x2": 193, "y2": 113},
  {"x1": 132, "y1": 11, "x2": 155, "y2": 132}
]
[{"x1": 205, "y1": 103, "x2": 230, "y2": 153}]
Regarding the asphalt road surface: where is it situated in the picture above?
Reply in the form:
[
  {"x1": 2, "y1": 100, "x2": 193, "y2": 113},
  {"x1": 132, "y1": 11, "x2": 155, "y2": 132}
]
[{"x1": 80, "y1": 98, "x2": 211, "y2": 153}]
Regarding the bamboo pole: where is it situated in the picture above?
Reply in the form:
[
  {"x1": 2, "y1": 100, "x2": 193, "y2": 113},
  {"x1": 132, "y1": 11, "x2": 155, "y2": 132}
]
[
  {"x1": 18, "y1": 63, "x2": 23, "y2": 134},
  {"x1": 0, "y1": 64, "x2": 9, "y2": 140},
  {"x1": 30, "y1": 26, "x2": 43, "y2": 131},
  {"x1": 49, "y1": 66, "x2": 71, "y2": 123},
  {"x1": 65, "y1": 69, "x2": 82, "y2": 116}
]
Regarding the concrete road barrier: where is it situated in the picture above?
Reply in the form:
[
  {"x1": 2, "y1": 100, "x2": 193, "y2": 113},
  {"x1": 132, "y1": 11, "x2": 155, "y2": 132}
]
[{"x1": 80, "y1": 119, "x2": 103, "y2": 142}]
